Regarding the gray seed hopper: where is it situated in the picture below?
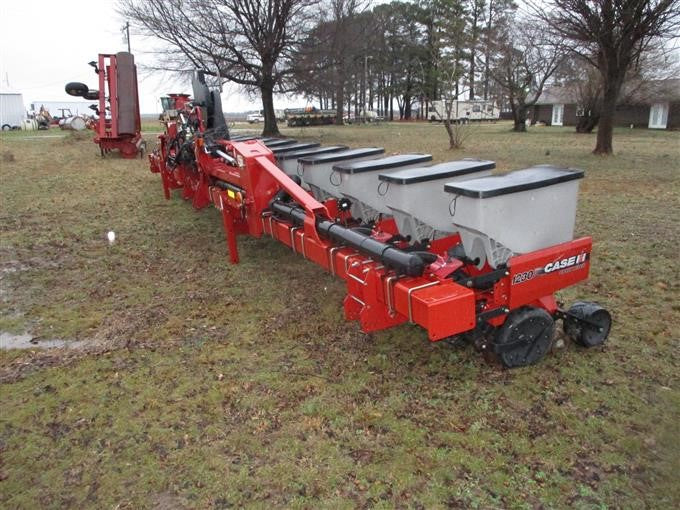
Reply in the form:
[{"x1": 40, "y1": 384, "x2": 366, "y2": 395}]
[
  {"x1": 276, "y1": 145, "x2": 349, "y2": 179},
  {"x1": 443, "y1": 165, "x2": 585, "y2": 268},
  {"x1": 299, "y1": 148, "x2": 385, "y2": 200},
  {"x1": 378, "y1": 159, "x2": 495, "y2": 242},
  {"x1": 333, "y1": 154, "x2": 433, "y2": 220}
]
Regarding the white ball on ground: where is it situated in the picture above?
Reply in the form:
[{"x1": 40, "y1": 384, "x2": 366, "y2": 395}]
[{"x1": 107, "y1": 231, "x2": 116, "y2": 244}]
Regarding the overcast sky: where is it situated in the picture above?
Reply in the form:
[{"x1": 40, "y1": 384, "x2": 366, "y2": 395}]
[{"x1": 0, "y1": 0, "x2": 301, "y2": 113}]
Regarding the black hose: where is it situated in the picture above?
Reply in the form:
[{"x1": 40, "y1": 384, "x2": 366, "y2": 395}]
[{"x1": 269, "y1": 200, "x2": 427, "y2": 276}]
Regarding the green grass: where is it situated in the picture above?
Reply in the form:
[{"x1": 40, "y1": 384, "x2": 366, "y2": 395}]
[{"x1": 1, "y1": 122, "x2": 679, "y2": 508}]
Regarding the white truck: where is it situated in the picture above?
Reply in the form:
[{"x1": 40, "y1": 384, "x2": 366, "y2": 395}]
[
  {"x1": 428, "y1": 100, "x2": 500, "y2": 123},
  {"x1": 247, "y1": 112, "x2": 265, "y2": 123}
]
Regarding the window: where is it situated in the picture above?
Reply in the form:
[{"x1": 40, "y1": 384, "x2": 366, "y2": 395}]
[{"x1": 472, "y1": 105, "x2": 481, "y2": 113}]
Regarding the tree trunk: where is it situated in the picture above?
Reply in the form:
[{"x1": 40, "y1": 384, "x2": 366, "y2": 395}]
[
  {"x1": 444, "y1": 119, "x2": 456, "y2": 149},
  {"x1": 576, "y1": 115, "x2": 599, "y2": 133},
  {"x1": 335, "y1": 80, "x2": 344, "y2": 125},
  {"x1": 513, "y1": 105, "x2": 527, "y2": 132},
  {"x1": 403, "y1": 95, "x2": 411, "y2": 120},
  {"x1": 483, "y1": 0, "x2": 493, "y2": 100},
  {"x1": 260, "y1": 80, "x2": 280, "y2": 137},
  {"x1": 594, "y1": 84, "x2": 619, "y2": 154}
]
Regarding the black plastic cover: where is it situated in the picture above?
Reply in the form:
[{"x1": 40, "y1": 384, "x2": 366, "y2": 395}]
[
  {"x1": 263, "y1": 139, "x2": 298, "y2": 148},
  {"x1": 333, "y1": 154, "x2": 433, "y2": 174},
  {"x1": 277, "y1": 145, "x2": 349, "y2": 161},
  {"x1": 444, "y1": 165, "x2": 585, "y2": 198},
  {"x1": 298, "y1": 147, "x2": 385, "y2": 165},
  {"x1": 379, "y1": 159, "x2": 496, "y2": 184},
  {"x1": 271, "y1": 142, "x2": 321, "y2": 155}
]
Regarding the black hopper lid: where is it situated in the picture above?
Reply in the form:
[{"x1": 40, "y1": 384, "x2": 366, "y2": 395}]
[
  {"x1": 298, "y1": 147, "x2": 385, "y2": 165},
  {"x1": 379, "y1": 159, "x2": 496, "y2": 184},
  {"x1": 444, "y1": 165, "x2": 585, "y2": 198},
  {"x1": 333, "y1": 154, "x2": 433, "y2": 174}
]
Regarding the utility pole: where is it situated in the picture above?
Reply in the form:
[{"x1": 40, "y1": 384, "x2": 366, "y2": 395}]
[{"x1": 123, "y1": 22, "x2": 131, "y2": 52}]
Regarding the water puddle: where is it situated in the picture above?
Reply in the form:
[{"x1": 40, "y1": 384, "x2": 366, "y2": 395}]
[{"x1": 0, "y1": 332, "x2": 86, "y2": 350}]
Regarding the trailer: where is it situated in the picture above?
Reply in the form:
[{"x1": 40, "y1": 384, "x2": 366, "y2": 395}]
[
  {"x1": 0, "y1": 92, "x2": 25, "y2": 130},
  {"x1": 429, "y1": 100, "x2": 500, "y2": 123},
  {"x1": 147, "y1": 75, "x2": 611, "y2": 368},
  {"x1": 285, "y1": 107, "x2": 336, "y2": 127}
]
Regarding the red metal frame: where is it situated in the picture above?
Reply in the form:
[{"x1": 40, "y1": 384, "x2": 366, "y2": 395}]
[{"x1": 149, "y1": 100, "x2": 595, "y2": 345}]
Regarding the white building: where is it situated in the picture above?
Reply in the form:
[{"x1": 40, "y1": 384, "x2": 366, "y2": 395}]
[{"x1": 0, "y1": 92, "x2": 26, "y2": 129}]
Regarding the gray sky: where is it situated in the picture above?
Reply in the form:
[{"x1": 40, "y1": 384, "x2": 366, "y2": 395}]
[{"x1": 0, "y1": 0, "x2": 301, "y2": 113}]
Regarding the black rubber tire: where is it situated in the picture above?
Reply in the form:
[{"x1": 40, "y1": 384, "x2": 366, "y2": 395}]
[
  {"x1": 1, "y1": 124, "x2": 11, "y2": 131},
  {"x1": 83, "y1": 90, "x2": 100, "y2": 101},
  {"x1": 65, "y1": 82, "x2": 89, "y2": 97},
  {"x1": 495, "y1": 307, "x2": 555, "y2": 368},
  {"x1": 563, "y1": 301, "x2": 612, "y2": 347}
]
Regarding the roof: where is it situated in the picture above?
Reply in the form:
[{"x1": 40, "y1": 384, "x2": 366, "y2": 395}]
[
  {"x1": 536, "y1": 78, "x2": 680, "y2": 105},
  {"x1": 535, "y1": 87, "x2": 578, "y2": 105}
]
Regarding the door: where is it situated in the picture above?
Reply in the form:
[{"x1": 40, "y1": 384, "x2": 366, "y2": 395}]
[
  {"x1": 648, "y1": 103, "x2": 669, "y2": 129},
  {"x1": 551, "y1": 104, "x2": 564, "y2": 126}
]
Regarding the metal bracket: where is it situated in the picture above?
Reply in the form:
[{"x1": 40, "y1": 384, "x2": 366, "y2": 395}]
[
  {"x1": 476, "y1": 307, "x2": 509, "y2": 324},
  {"x1": 554, "y1": 308, "x2": 605, "y2": 332},
  {"x1": 385, "y1": 274, "x2": 402, "y2": 317},
  {"x1": 328, "y1": 246, "x2": 344, "y2": 276},
  {"x1": 457, "y1": 266, "x2": 509, "y2": 289},
  {"x1": 290, "y1": 226, "x2": 301, "y2": 254},
  {"x1": 407, "y1": 281, "x2": 439, "y2": 322}
]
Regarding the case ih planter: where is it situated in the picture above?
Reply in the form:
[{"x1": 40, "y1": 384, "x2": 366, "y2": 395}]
[{"x1": 148, "y1": 74, "x2": 611, "y2": 368}]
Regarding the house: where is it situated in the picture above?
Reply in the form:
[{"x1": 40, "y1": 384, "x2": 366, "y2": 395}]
[{"x1": 533, "y1": 78, "x2": 680, "y2": 130}]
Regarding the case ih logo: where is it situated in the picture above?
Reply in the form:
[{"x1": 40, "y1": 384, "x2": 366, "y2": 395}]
[
  {"x1": 512, "y1": 252, "x2": 589, "y2": 285},
  {"x1": 543, "y1": 253, "x2": 589, "y2": 274}
]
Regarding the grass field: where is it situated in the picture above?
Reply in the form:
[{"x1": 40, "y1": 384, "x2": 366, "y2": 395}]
[{"x1": 1, "y1": 122, "x2": 678, "y2": 508}]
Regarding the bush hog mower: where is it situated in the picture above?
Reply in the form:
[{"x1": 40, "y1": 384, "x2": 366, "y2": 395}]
[
  {"x1": 65, "y1": 52, "x2": 144, "y2": 158},
  {"x1": 148, "y1": 73, "x2": 611, "y2": 368}
]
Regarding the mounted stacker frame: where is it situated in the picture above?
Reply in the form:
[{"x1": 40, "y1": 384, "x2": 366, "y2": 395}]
[{"x1": 65, "y1": 52, "x2": 144, "y2": 158}]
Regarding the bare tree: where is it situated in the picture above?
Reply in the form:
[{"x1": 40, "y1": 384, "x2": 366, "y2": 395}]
[
  {"x1": 538, "y1": 0, "x2": 680, "y2": 154},
  {"x1": 118, "y1": 0, "x2": 317, "y2": 136},
  {"x1": 489, "y1": 20, "x2": 564, "y2": 132},
  {"x1": 431, "y1": 60, "x2": 474, "y2": 148}
]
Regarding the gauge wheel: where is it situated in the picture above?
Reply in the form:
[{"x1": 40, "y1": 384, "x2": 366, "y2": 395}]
[{"x1": 494, "y1": 307, "x2": 555, "y2": 368}]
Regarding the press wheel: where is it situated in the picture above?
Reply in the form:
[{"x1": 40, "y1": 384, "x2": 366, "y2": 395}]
[{"x1": 563, "y1": 302, "x2": 612, "y2": 348}]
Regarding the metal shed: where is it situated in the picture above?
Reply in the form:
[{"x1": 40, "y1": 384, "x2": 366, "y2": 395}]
[{"x1": 0, "y1": 92, "x2": 26, "y2": 130}]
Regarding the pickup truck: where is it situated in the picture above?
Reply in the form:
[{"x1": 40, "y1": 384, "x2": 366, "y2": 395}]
[{"x1": 247, "y1": 113, "x2": 265, "y2": 123}]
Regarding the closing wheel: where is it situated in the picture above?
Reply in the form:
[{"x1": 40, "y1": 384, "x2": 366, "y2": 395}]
[
  {"x1": 563, "y1": 302, "x2": 611, "y2": 348},
  {"x1": 494, "y1": 307, "x2": 555, "y2": 368}
]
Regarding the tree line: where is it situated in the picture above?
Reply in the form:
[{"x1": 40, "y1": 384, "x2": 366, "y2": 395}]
[{"x1": 119, "y1": 0, "x2": 679, "y2": 154}]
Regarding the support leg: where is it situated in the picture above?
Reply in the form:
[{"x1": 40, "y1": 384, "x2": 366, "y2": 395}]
[
  {"x1": 160, "y1": 170, "x2": 171, "y2": 200},
  {"x1": 220, "y1": 205, "x2": 239, "y2": 264}
]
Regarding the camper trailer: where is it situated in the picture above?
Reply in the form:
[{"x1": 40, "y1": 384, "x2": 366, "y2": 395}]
[{"x1": 429, "y1": 100, "x2": 499, "y2": 123}]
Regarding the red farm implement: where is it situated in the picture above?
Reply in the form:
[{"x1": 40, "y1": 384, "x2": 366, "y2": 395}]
[
  {"x1": 65, "y1": 52, "x2": 144, "y2": 158},
  {"x1": 148, "y1": 72, "x2": 611, "y2": 368}
]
